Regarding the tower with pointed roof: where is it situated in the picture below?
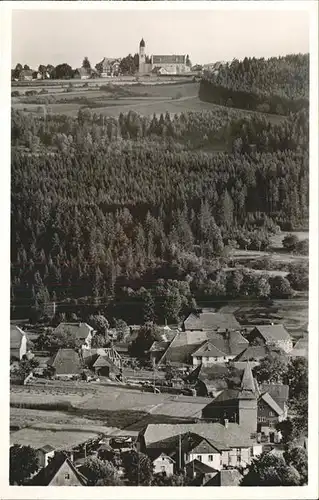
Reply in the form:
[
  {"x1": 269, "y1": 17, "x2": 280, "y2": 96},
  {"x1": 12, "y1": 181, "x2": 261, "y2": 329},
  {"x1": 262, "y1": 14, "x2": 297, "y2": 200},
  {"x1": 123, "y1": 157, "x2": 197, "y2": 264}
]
[
  {"x1": 139, "y1": 38, "x2": 146, "y2": 74},
  {"x1": 237, "y1": 361, "x2": 258, "y2": 432}
]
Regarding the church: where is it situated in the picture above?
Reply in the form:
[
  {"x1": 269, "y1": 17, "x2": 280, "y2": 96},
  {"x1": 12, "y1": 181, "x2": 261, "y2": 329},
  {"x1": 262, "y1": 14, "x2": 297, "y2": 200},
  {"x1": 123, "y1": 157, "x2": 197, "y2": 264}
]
[{"x1": 138, "y1": 38, "x2": 191, "y2": 75}]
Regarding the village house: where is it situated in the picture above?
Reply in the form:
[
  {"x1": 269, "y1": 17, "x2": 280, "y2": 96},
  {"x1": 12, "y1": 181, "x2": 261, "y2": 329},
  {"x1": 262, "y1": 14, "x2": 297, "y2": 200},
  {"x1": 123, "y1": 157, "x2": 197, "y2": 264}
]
[
  {"x1": 139, "y1": 421, "x2": 262, "y2": 472},
  {"x1": 185, "y1": 459, "x2": 217, "y2": 485},
  {"x1": 152, "y1": 452, "x2": 175, "y2": 476},
  {"x1": 96, "y1": 57, "x2": 121, "y2": 77},
  {"x1": 246, "y1": 324, "x2": 293, "y2": 353},
  {"x1": 48, "y1": 348, "x2": 82, "y2": 378},
  {"x1": 53, "y1": 322, "x2": 95, "y2": 349},
  {"x1": 10, "y1": 324, "x2": 28, "y2": 361},
  {"x1": 30, "y1": 452, "x2": 87, "y2": 486}
]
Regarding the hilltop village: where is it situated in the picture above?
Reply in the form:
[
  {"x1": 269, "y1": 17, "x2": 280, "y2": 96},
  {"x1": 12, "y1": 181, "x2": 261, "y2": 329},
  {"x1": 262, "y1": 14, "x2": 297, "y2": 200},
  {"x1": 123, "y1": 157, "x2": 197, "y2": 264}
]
[{"x1": 10, "y1": 308, "x2": 308, "y2": 486}]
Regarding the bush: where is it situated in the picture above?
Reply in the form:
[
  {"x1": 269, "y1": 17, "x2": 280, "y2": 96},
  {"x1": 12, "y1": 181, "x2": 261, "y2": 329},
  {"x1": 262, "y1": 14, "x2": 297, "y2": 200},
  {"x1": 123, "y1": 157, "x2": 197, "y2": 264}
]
[
  {"x1": 11, "y1": 90, "x2": 20, "y2": 97},
  {"x1": 25, "y1": 90, "x2": 38, "y2": 97}
]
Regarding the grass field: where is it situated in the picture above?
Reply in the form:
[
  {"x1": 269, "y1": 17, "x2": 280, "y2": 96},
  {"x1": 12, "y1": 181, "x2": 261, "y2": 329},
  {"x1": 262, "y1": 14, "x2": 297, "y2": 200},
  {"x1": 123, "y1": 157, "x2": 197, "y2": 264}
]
[{"x1": 12, "y1": 81, "x2": 286, "y2": 122}]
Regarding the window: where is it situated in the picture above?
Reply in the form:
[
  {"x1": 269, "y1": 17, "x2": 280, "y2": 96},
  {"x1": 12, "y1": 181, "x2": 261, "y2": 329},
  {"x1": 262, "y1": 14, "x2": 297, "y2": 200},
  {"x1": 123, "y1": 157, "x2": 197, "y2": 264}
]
[
  {"x1": 269, "y1": 411, "x2": 274, "y2": 416},
  {"x1": 64, "y1": 473, "x2": 70, "y2": 480},
  {"x1": 261, "y1": 417, "x2": 266, "y2": 422},
  {"x1": 197, "y1": 455, "x2": 202, "y2": 462},
  {"x1": 257, "y1": 417, "x2": 262, "y2": 422},
  {"x1": 208, "y1": 455, "x2": 213, "y2": 461}
]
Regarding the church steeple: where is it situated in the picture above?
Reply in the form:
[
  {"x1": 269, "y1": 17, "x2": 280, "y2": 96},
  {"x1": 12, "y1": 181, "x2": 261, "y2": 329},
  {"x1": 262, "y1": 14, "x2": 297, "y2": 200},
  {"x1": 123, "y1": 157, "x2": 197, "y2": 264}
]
[
  {"x1": 140, "y1": 38, "x2": 145, "y2": 48},
  {"x1": 240, "y1": 361, "x2": 256, "y2": 394}
]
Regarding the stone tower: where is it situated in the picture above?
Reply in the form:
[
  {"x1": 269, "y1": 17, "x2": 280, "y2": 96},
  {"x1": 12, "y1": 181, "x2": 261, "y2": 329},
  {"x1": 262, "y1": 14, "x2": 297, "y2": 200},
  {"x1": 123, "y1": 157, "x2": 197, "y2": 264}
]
[
  {"x1": 139, "y1": 38, "x2": 146, "y2": 74},
  {"x1": 237, "y1": 361, "x2": 258, "y2": 433}
]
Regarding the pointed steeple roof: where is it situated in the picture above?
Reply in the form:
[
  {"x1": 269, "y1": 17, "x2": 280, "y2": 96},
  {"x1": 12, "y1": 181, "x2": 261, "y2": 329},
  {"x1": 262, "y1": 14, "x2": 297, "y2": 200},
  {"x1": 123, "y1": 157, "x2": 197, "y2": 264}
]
[
  {"x1": 140, "y1": 38, "x2": 145, "y2": 47},
  {"x1": 240, "y1": 361, "x2": 255, "y2": 393}
]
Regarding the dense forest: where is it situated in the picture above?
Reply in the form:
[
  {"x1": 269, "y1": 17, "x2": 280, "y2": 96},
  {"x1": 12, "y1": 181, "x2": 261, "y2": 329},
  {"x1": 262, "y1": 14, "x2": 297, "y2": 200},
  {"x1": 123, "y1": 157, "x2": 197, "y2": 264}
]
[
  {"x1": 11, "y1": 100, "x2": 308, "y2": 323},
  {"x1": 200, "y1": 54, "x2": 309, "y2": 114}
]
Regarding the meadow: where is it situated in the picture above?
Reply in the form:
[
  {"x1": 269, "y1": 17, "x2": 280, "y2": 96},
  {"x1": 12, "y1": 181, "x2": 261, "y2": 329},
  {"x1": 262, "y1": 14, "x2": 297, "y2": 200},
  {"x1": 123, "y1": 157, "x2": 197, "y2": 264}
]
[{"x1": 11, "y1": 80, "x2": 286, "y2": 121}]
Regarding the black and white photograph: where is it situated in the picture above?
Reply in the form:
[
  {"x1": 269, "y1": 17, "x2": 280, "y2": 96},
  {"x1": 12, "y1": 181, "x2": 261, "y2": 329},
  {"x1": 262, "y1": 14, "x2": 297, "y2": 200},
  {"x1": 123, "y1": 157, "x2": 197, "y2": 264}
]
[{"x1": 2, "y1": 0, "x2": 318, "y2": 497}]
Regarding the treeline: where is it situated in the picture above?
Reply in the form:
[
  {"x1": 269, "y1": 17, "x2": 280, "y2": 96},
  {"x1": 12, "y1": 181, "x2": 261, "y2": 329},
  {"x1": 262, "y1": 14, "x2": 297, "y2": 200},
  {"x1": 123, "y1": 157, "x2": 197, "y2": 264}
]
[{"x1": 200, "y1": 54, "x2": 309, "y2": 115}]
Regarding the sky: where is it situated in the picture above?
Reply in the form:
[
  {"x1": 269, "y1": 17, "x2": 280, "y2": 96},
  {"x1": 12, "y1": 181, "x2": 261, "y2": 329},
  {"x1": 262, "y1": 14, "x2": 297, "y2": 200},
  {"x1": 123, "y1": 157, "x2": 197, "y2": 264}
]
[{"x1": 11, "y1": 8, "x2": 309, "y2": 68}]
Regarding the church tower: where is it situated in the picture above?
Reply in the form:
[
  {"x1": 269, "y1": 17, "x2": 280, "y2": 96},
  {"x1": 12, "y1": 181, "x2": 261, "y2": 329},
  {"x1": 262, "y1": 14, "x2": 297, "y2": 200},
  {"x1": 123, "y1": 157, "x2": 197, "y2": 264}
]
[
  {"x1": 237, "y1": 361, "x2": 258, "y2": 433},
  {"x1": 139, "y1": 38, "x2": 146, "y2": 74}
]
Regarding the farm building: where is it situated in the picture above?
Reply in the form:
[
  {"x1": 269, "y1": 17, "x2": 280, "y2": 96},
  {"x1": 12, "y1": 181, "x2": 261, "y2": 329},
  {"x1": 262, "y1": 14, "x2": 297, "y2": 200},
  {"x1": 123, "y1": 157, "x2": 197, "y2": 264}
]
[
  {"x1": 10, "y1": 324, "x2": 28, "y2": 361},
  {"x1": 138, "y1": 38, "x2": 191, "y2": 75},
  {"x1": 53, "y1": 322, "x2": 95, "y2": 349},
  {"x1": 246, "y1": 325, "x2": 293, "y2": 353},
  {"x1": 183, "y1": 310, "x2": 241, "y2": 332},
  {"x1": 96, "y1": 57, "x2": 121, "y2": 77},
  {"x1": 18, "y1": 69, "x2": 33, "y2": 81},
  {"x1": 30, "y1": 452, "x2": 87, "y2": 486},
  {"x1": 48, "y1": 348, "x2": 82, "y2": 378},
  {"x1": 93, "y1": 355, "x2": 120, "y2": 378}
]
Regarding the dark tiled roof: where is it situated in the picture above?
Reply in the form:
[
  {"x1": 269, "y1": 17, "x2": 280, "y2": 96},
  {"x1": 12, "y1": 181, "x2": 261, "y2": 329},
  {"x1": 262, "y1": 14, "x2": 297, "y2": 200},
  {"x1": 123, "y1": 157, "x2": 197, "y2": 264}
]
[
  {"x1": 259, "y1": 393, "x2": 283, "y2": 416},
  {"x1": 234, "y1": 345, "x2": 271, "y2": 361},
  {"x1": 30, "y1": 452, "x2": 87, "y2": 486},
  {"x1": 192, "y1": 341, "x2": 227, "y2": 358},
  {"x1": 49, "y1": 349, "x2": 82, "y2": 375},
  {"x1": 184, "y1": 312, "x2": 240, "y2": 331},
  {"x1": 185, "y1": 459, "x2": 218, "y2": 475},
  {"x1": 252, "y1": 325, "x2": 291, "y2": 343},
  {"x1": 260, "y1": 383, "x2": 289, "y2": 410},
  {"x1": 204, "y1": 468, "x2": 242, "y2": 486},
  {"x1": 143, "y1": 423, "x2": 254, "y2": 450}
]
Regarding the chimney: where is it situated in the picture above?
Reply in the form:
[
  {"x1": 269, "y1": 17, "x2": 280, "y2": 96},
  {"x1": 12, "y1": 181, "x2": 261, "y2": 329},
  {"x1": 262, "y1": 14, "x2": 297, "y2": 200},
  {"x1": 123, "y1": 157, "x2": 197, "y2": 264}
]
[{"x1": 224, "y1": 418, "x2": 229, "y2": 429}]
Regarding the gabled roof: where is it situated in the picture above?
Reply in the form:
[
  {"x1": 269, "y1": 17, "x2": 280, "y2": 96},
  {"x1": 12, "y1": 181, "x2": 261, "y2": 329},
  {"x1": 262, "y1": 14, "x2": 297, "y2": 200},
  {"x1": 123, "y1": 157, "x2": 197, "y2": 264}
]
[
  {"x1": 252, "y1": 325, "x2": 291, "y2": 343},
  {"x1": 192, "y1": 341, "x2": 227, "y2": 358},
  {"x1": 143, "y1": 423, "x2": 255, "y2": 450},
  {"x1": 49, "y1": 349, "x2": 82, "y2": 375},
  {"x1": 204, "y1": 468, "x2": 242, "y2": 486},
  {"x1": 10, "y1": 325, "x2": 26, "y2": 349},
  {"x1": 233, "y1": 345, "x2": 272, "y2": 361},
  {"x1": 93, "y1": 355, "x2": 120, "y2": 374},
  {"x1": 53, "y1": 322, "x2": 93, "y2": 340},
  {"x1": 184, "y1": 311, "x2": 240, "y2": 331},
  {"x1": 30, "y1": 452, "x2": 87, "y2": 486},
  {"x1": 189, "y1": 436, "x2": 221, "y2": 454},
  {"x1": 260, "y1": 384, "x2": 289, "y2": 410},
  {"x1": 152, "y1": 452, "x2": 175, "y2": 463},
  {"x1": 259, "y1": 392, "x2": 284, "y2": 416},
  {"x1": 185, "y1": 459, "x2": 218, "y2": 475}
]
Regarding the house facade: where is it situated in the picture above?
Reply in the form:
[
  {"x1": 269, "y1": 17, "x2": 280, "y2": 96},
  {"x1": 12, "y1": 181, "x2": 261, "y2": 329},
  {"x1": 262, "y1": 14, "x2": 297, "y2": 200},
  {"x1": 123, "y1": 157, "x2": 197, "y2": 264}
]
[
  {"x1": 192, "y1": 342, "x2": 232, "y2": 366},
  {"x1": 96, "y1": 57, "x2": 121, "y2": 77},
  {"x1": 36, "y1": 445, "x2": 56, "y2": 468},
  {"x1": 30, "y1": 453, "x2": 87, "y2": 486},
  {"x1": 152, "y1": 453, "x2": 175, "y2": 476}
]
